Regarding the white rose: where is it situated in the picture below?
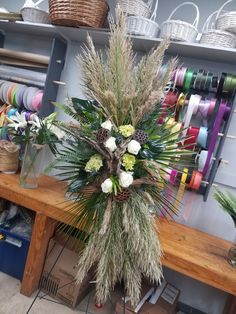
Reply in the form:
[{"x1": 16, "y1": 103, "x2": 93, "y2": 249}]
[
  {"x1": 127, "y1": 140, "x2": 141, "y2": 155},
  {"x1": 101, "y1": 178, "x2": 113, "y2": 193},
  {"x1": 101, "y1": 120, "x2": 112, "y2": 131},
  {"x1": 119, "y1": 171, "x2": 133, "y2": 188},
  {"x1": 105, "y1": 137, "x2": 117, "y2": 152}
]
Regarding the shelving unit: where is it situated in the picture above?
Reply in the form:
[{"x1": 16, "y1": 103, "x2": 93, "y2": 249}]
[
  {"x1": 0, "y1": 21, "x2": 67, "y2": 117},
  {"x1": 1, "y1": 20, "x2": 236, "y2": 64}
]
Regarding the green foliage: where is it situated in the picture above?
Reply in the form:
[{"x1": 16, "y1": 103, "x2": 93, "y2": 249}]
[{"x1": 214, "y1": 190, "x2": 236, "y2": 227}]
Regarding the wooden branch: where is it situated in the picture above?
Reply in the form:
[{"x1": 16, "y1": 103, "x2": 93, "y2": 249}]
[{"x1": 132, "y1": 178, "x2": 157, "y2": 186}]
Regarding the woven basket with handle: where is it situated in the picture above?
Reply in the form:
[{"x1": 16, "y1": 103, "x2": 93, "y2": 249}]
[
  {"x1": 160, "y1": 2, "x2": 199, "y2": 43},
  {"x1": 49, "y1": 0, "x2": 109, "y2": 28},
  {"x1": 126, "y1": 0, "x2": 159, "y2": 38},
  {"x1": 200, "y1": 10, "x2": 236, "y2": 49},
  {"x1": 215, "y1": 0, "x2": 236, "y2": 35},
  {"x1": 118, "y1": 0, "x2": 152, "y2": 18}
]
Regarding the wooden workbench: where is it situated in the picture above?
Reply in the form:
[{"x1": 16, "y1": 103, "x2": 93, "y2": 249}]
[{"x1": 0, "y1": 173, "x2": 235, "y2": 309}]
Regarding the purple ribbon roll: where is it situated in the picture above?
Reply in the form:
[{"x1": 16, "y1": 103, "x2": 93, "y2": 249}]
[{"x1": 202, "y1": 102, "x2": 227, "y2": 176}]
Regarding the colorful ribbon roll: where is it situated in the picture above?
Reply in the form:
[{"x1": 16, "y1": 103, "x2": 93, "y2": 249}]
[
  {"x1": 173, "y1": 168, "x2": 188, "y2": 210},
  {"x1": 202, "y1": 102, "x2": 227, "y2": 176},
  {"x1": 184, "y1": 126, "x2": 200, "y2": 150},
  {"x1": 183, "y1": 69, "x2": 194, "y2": 93},
  {"x1": 182, "y1": 94, "x2": 201, "y2": 138}
]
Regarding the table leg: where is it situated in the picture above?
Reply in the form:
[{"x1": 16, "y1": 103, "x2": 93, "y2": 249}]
[
  {"x1": 224, "y1": 294, "x2": 236, "y2": 314},
  {"x1": 20, "y1": 212, "x2": 56, "y2": 296}
]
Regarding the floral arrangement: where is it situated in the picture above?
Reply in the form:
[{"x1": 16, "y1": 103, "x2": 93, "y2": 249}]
[
  {"x1": 7, "y1": 112, "x2": 64, "y2": 187},
  {"x1": 7, "y1": 112, "x2": 64, "y2": 152},
  {"x1": 53, "y1": 9, "x2": 192, "y2": 306}
]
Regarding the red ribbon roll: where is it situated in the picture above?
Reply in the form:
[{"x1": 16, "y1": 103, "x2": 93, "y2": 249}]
[{"x1": 184, "y1": 126, "x2": 200, "y2": 150}]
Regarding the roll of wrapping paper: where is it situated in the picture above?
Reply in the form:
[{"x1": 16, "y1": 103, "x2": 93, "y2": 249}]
[
  {"x1": 0, "y1": 49, "x2": 49, "y2": 66},
  {"x1": 0, "y1": 73, "x2": 44, "y2": 88},
  {"x1": 0, "y1": 57, "x2": 48, "y2": 69}
]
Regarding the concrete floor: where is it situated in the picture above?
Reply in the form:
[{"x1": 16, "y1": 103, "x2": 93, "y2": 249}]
[{"x1": 0, "y1": 272, "x2": 119, "y2": 314}]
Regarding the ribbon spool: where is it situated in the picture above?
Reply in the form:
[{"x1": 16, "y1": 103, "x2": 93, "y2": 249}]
[
  {"x1": 182, "y1": 94, "x2": 202, "y2": 138},
  {"x1": 175, "y1": 92, "x2": 188, "y2": 122},
  {"x1": 158, "y1": 91, "x2": 178, "y2": 124},
  {"x1": 202, "y1": 102, "x2": 227, "y2": 176},
  {"x1": 175, "y1": 67, "x2": 188, "y2": 87},
  {"x1": 223, "y1": 73, "x2": 236, "y2": 94},
  {"x1": 217, "y1": 73, "x2": 227, "y2": 95},
  {"x1": 186, "y1": 170, "x2": 203, "y2": 190},
  {"x1": 197, "y1": 126, "x2": 208, "y2": 149},
  {"x1": 173, "y1": 168, "x2": 189, "y2": 210},
  {"x1": 183, "y1": 69, "x2": 195, "y2": 93},
  {"x1": 197, "y1": 150, "x2": 213, "y2": 172},
  {"x1": 206, "y1": 100, "x2": 231, "y2": 148},
  {"x1": 184, "y1": 126, "x2": 200, "y2": 150},
  {"x1": 192, "y1": 70, "x2": 214, "y2": 92}
]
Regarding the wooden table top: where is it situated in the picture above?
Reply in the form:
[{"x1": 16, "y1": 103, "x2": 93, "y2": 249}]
[{"x1": 0, "y1": 173, "x2": 235, "y2": 295}]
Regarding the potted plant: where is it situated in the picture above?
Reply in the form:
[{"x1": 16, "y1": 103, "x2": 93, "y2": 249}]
[{"x1": 214, "y1": 189, "x2": 236, "y2": 267}]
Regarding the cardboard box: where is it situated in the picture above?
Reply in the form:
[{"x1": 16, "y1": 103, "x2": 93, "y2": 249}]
[
  {"x1": 40, "y1": 238, "x2": 93, "y2": 309},
  {"x1": 116, "y1": 282, "x2": 180, "y2": 314}
]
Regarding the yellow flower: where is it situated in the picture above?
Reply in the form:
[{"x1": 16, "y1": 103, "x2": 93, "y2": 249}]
[
  {"x1": 119, "y1": 124, "x2": 135, "y2": 138},
  {"x1": 85, "y1": 154, "x2": 103, "y2": 173},
  {"x1": 122, "y1": 153, "x2": 136, "y2": 171}
]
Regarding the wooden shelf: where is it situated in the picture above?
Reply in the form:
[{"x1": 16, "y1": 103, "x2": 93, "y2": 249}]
[
  {"x1": 1, "y1": 20, "x2": 236, "y2": 64},
  {"x1": 0, "y1": 173, "x2": 235, "y2": 296}
]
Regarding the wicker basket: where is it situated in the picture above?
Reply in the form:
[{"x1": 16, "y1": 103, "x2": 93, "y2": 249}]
[
  {"x1": 215, "y1": 0, "x2": 236, "y2": 35},
  {"x1": 0, "y1": 141, "x2": 19, "y2": 174},
  {"x1": 20, "y1": 7, "x2": 51, "y2": 24},
  {"x1": 200, "y1": 10, "x2": 236, "y2": 49},
  {"x1": 49, "y1": 0, "x2": 109, "y2": 28},
  {"x1": 118, "y1": 0, "x2": 152, "y2": 18},
  {"x1": 160, "y1": 2, "x2": 199, "y2": 42},
  {"x1": 126, "y1": 0, "x2": 159, "y2": 37}
]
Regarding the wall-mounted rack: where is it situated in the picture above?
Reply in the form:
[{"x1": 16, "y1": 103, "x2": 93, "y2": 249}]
[{"x1": 0, "y1": 25, "x2": 67, "y2": 118}]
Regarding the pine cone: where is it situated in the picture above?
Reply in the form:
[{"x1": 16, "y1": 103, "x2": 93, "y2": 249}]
[
  {"x1": 133, "y1": 130, "x2": 148, "y2": 145},
  {"x1": 96, "y1": 128, "x2": 109, "y2": 143},
  {"x1": 115, "y1": 188, "x2": 131, "y2": 202}
]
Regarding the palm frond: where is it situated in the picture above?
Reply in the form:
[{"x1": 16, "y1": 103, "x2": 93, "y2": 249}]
[{"x1": 214, "y1": 190, "x2": 236, "y2": 226}]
